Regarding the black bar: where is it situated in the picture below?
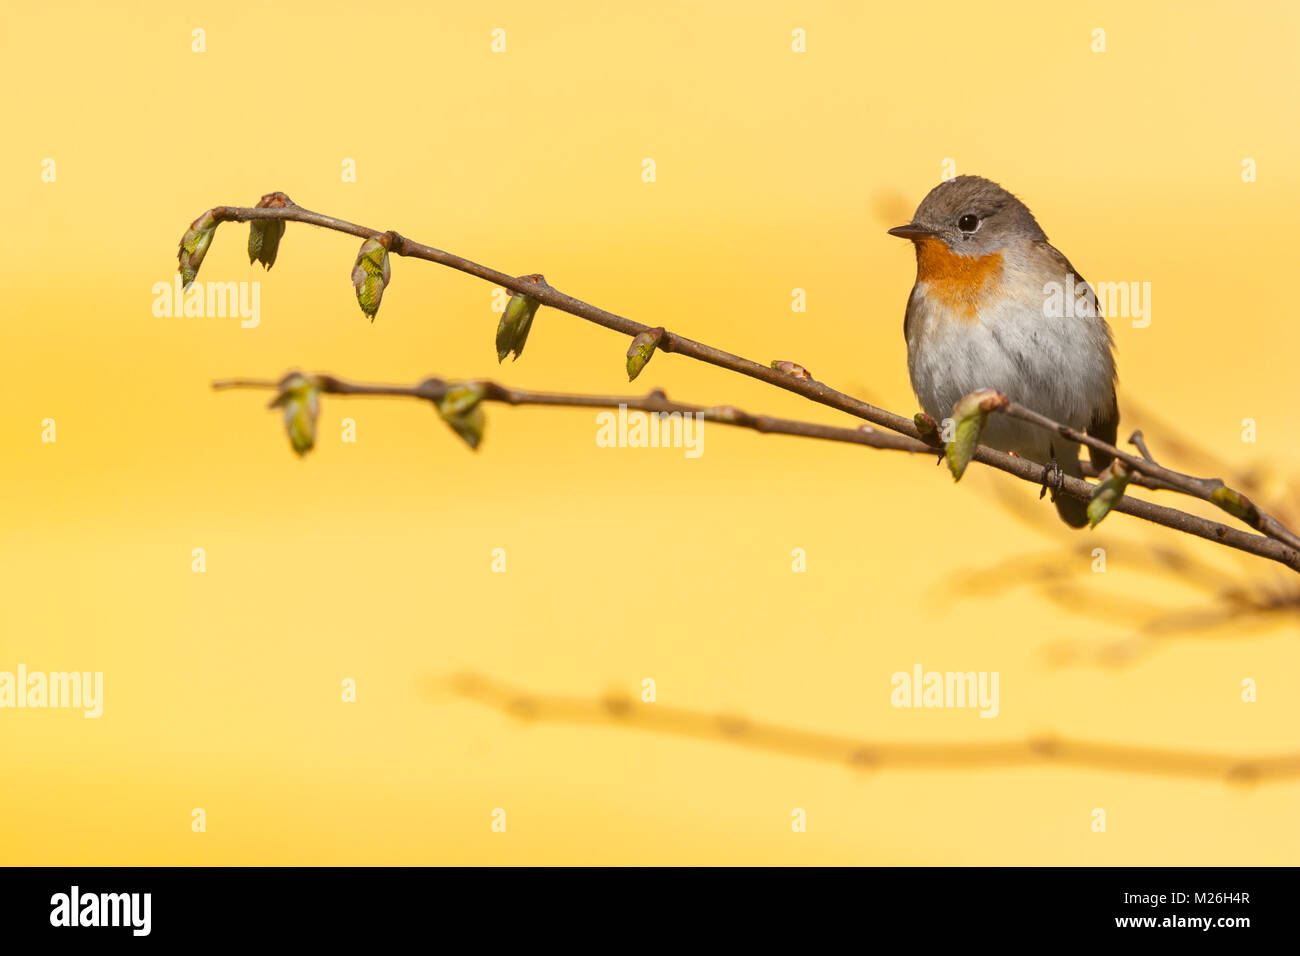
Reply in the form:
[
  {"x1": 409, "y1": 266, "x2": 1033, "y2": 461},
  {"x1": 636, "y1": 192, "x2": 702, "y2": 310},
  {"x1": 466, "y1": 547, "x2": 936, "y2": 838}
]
[{"x1": 0, "y1": 866, "x2": 1281, "y2": 942}]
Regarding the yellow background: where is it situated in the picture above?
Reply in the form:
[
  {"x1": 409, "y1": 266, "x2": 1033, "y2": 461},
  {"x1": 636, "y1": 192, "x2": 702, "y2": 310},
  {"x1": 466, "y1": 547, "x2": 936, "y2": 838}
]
[{"x1": 2, "y1": 0, "x2": 1297, "y2": 864}]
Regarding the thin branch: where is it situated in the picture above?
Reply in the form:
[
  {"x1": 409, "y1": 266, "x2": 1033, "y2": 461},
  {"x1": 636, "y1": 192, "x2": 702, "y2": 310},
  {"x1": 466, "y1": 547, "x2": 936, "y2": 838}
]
[
  {"x1": 1129, "y1": 430, "x2": 1158, "y2": 464},
  {"x1": 1000, "y1": 401, "x2": 1300, "y2": 552},
  {"x1": 1123, "y1": 398, "x2": 1277, "y2": 504},
  {"x1": 211, "y1": 374, "x2": 931, "y2": 453},
  {"x1": 442, "y1": 672, "x2": 1300, "y2": 784},
  {"x1": 213, "y1": 371, "x2": 1300, "y2": 573},
  {"x1": 198, "y1": 197, "x2": 1300, "y2": 574},
  {"x1": 209, "y1": 201, "x2": 932, "y2": 435}
]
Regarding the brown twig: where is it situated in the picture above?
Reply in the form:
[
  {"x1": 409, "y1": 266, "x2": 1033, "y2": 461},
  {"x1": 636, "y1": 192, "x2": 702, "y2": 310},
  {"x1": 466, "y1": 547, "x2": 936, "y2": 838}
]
[
  {"x1": 208, "y1": 200, "x2": 938, "y2": 434},
  {"x1": 212, "y1": 371, "x2": 1300, "y2": 573},
  {"x1": 197, "y1": 197, "x2": 1300, "y2": 574},
  {"x1": 1000, "y1": 401, "x2": 1300, "y2": 552},
  {"x1": 211, "y1": 374, "x2": 930, "y2": 453}
]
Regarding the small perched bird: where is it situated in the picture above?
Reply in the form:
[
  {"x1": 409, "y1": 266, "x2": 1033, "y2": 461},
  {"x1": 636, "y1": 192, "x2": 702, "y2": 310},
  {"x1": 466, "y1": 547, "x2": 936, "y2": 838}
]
[{"x1": 889, "y1": 175, "x2": 1118, "y2": 527}]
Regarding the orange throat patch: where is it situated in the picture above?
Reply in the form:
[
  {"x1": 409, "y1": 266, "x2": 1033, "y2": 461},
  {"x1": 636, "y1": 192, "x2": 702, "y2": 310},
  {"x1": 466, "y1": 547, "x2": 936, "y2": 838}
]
[{"x1": 914, "y1": 239, "x2": 1004, "y2": 319}]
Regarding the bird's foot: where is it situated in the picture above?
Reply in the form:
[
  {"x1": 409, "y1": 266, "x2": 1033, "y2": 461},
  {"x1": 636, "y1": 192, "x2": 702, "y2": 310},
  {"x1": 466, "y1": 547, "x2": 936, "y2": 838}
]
[{"x1": 1039, "y1": 451, "x2": 1065, "y2": 502}]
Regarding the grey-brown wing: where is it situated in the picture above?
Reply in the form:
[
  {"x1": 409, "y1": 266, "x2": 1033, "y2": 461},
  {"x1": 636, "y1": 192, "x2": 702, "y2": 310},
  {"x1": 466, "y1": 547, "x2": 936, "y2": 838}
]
[
  {"x1": 1087, "y1": 393, "x2": 1119, "y2": 471},
  {"x1": 1045, "y1": 244, "x2": 1119, "y2": 471}
]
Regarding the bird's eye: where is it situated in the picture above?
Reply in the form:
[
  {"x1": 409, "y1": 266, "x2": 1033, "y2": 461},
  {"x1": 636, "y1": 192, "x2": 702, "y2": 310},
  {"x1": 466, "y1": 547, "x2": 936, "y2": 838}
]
[{"x1": 958, "y1": 214, "x2": 979, "y2": 232}]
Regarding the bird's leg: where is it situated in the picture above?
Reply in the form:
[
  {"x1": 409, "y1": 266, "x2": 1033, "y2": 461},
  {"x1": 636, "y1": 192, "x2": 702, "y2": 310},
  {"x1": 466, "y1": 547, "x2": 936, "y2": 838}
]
[{"x1": 1039, "y1": 443, "x2": 1065, "y2": 502}]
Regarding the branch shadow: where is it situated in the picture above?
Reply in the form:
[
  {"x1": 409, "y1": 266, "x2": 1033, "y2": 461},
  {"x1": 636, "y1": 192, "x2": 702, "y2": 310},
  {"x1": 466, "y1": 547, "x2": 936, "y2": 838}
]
[
  {"x1": 937, "y1": 401, "x2": 1300, "y2": 668},
  {"x1": 425, "y1": 672, "x2": 1300, "y2": 785}
]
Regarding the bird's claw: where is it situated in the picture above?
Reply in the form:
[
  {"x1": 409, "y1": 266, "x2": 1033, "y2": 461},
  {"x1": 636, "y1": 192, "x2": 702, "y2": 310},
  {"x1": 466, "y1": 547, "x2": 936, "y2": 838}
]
[{"x1": 1039, "y1": 454, "x2": 1065, "y2": 502}]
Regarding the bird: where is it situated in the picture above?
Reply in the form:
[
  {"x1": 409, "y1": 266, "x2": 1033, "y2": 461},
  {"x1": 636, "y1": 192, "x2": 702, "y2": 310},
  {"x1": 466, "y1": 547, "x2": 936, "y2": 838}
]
[{"x1": 889, "y1": 175, "x2": 1118, "y2": 527}]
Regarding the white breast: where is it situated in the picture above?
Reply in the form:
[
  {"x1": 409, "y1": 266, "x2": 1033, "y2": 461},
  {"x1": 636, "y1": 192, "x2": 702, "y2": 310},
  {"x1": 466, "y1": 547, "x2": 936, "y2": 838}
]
[{"x1": 905, "y1": 273, "x2": 1114, "y2": 464}]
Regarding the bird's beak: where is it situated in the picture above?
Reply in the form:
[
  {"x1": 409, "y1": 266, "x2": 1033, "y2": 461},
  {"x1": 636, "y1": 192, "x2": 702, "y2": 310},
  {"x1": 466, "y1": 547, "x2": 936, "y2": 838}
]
[{"x1": 887, "y1": 222, "x2": 935, "y2": 240}]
